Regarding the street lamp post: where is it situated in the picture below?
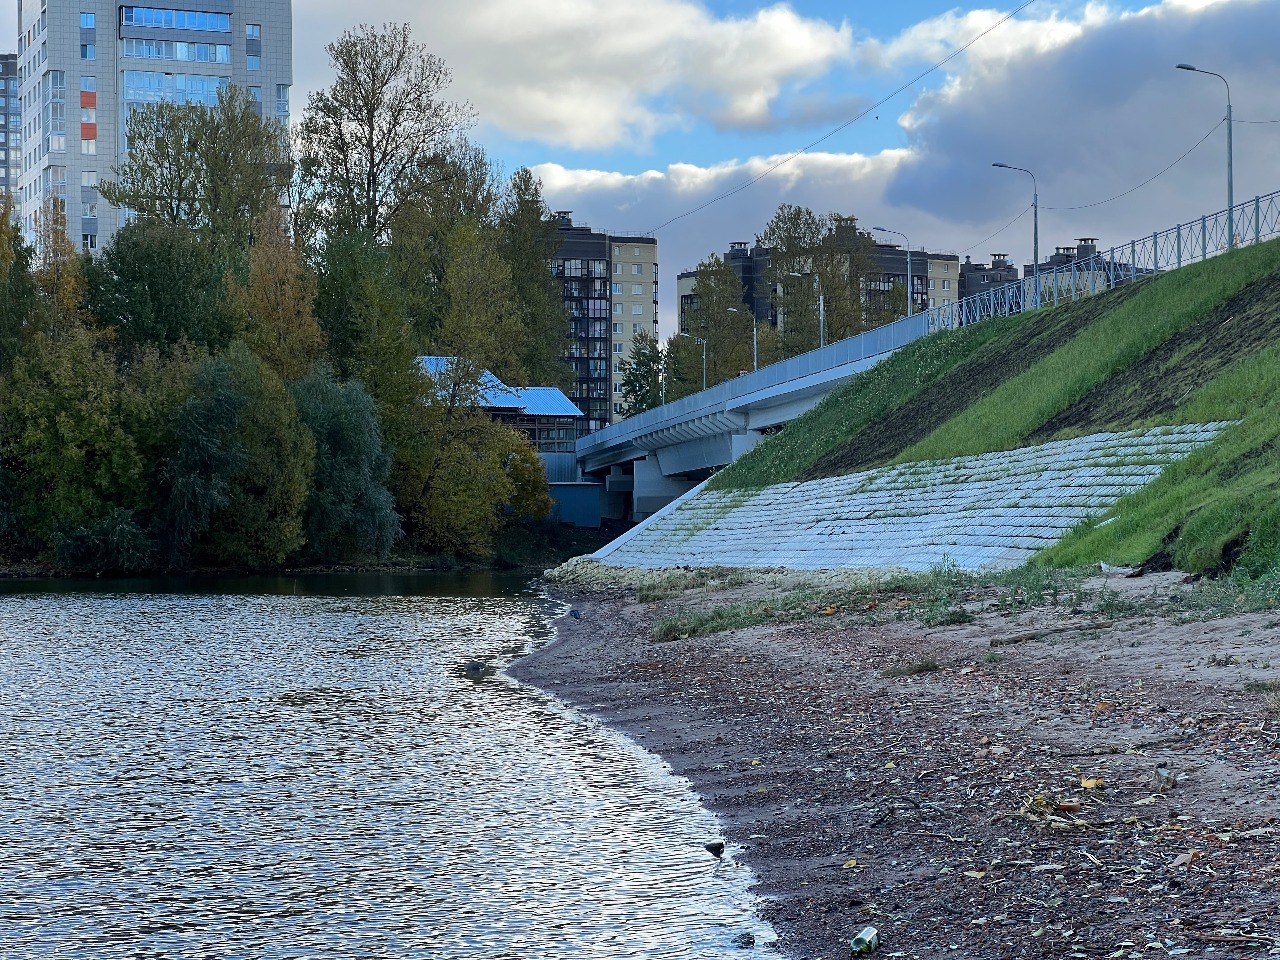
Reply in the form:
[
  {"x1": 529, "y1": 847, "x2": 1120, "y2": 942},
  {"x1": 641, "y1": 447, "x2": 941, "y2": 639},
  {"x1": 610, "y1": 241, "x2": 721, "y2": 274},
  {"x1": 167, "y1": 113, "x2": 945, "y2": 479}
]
[
  {"x1": 787, "y1": 272, "x2": 825, "y2": 347},
  {"x1": 679, "y1": 332, "x2": 707, "y2": 390},
  {"x1": 871, "y1": 228, "x2": 912, "y2": 317},
  {"x1": 1177, "y1": 63, "x2": 1233, "y2": 249},
  {"x1": 992, "y1": 162, "x2": 1039, "y2": 308}
]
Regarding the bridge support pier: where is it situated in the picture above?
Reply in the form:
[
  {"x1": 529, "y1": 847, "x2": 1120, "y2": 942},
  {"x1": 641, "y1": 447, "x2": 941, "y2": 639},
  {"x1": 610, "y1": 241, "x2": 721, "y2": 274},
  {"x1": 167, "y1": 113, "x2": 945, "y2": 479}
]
[{"x1": 633, "y1": 456, "x2": 700, "y2": 521}]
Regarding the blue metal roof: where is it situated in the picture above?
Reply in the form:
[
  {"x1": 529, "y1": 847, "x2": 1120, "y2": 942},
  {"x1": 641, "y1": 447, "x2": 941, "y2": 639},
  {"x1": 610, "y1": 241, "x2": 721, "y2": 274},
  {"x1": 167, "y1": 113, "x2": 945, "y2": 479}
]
[
  {"x1": 508, "y1": 386, "x2": 583, "y2": 418},
  {"x1": 417, "y1": 357, "x2": 580, "y2": 418}
]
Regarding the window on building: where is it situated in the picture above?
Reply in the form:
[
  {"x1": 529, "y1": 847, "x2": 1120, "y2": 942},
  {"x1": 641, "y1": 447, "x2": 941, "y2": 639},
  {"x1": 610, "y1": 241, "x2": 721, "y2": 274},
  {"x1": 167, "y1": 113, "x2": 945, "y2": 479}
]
[
  {"x1": 928, "y1": 261, "x2": 934, "y2": 272},
  {"x1": 928, "y1": 278, "x2": 935, "y2": 289},
  {"x1": 82, "y1": 233, "x2": 96, "y2": 251},
  {"x1": 633, "y1": 323, "x2": 643, "y2": 335},
  {"x1": 631, "y1": 263, "x2": 641, "y2": 275},
  {"x1": 246, "y1": 23, "x2": 261, "y2": 38},
  {"x1": 612, "y1": 303, "x2": 622, "y2": 315},
  {"x1": 82, "y1": 200, "x2": 97, "y2": 217},
  {"x1": 632, "y1": 247, "x2": 639, "y2": 256},
  {"x1": 275, "y1": 83, "x2": 289, "y2": 117},
  {"x1": 613, "y1": 403, "x2": 623, "y2": 414},
  {"x1": 80, "y1": 44, "x2": 95, "y2": 61},
  {"x1": 631, "y1": 284, "x2": 643, "y2": 295},
  {"x1": 80, "y1": 12, "x2": 95, "y2": 27},
  {"x1": 248, "y1": 86, "x2": 262, "y2": 115},
  {"x1": 80, "y1": 138, "x2": 95, "y2": 154},
  {"x1": 81, "y1": 107, "x2": 95, "y2": 122},
  {"x1": 611, "y1": 245, "x2": 619, "y2": 257},
  {"x1": 82, "y1": 170, "x2": 97, "y2": 187},
  {"x1": 631, "y1": 304, "x2": 643, "y2": 315},
  {"x1": 613, "y1": 382, "x2": 621, "y2": 394},
  {"x1": 81, "y1": 76, "x2": 95, "y2": 91},
  {"x1": 610, "y1": 282, "x2": 621, "y2": 294},
  {"x1": 120, "y1": 8, "x2": 232, "y2": 32},
  {"x1": 612, "y1": 263, "x2": 621, "y2": 275},
  {"x1": 612, "y1": 343, "x2": 623, "y2": 354},
  {"x1": 611, "y1": 322, "x2": 621, "y2": 334},
  {"x1": 246, "y1": 55, "x2": 260, "y2": 71}
]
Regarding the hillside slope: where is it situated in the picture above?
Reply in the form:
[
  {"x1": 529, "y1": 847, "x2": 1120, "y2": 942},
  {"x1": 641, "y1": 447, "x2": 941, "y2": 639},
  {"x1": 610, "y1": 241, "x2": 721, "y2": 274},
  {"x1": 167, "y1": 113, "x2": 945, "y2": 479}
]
[{"x1": 710, "y1": 239, "x2": 1280, "y2": 573}]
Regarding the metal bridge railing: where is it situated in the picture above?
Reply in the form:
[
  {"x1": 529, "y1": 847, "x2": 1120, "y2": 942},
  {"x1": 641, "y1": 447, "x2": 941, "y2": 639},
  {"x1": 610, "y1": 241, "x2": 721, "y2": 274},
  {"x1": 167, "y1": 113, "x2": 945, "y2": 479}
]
[{"x1": 925, "y1": 189, "x2": 1280, "y2": 331}]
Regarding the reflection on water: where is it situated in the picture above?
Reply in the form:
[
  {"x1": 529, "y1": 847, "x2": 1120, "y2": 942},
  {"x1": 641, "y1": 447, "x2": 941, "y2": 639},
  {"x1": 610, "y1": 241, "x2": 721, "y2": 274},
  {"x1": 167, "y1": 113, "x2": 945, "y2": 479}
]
[{"x1": 0, "y1": 575, "x2": 772, "y2": 958}]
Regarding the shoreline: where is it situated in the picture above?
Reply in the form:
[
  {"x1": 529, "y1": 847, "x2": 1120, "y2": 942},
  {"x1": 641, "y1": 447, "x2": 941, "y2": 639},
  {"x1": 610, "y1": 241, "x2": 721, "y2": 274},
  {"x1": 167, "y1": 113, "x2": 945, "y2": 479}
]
[{"x1": 510, "y1": 572, "x2": 1280, "y2": 959}]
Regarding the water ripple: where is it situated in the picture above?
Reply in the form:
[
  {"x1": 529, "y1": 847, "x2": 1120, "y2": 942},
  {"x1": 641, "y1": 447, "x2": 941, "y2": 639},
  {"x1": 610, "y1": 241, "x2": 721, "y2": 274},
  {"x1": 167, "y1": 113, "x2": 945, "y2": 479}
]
[{"x1": 0, "y1": 583, "x2": 773, "y2": 958}]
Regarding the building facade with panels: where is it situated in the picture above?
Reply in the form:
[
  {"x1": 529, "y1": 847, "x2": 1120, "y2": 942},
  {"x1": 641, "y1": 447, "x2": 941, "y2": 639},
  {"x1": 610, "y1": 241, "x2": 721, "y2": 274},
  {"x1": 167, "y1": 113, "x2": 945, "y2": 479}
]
[
  {"x1": 1, "y1": 54, "x2": 17, "y2": 197},
  {"x1": 14, "y1": 0, "x2": 292, "y2": 251},
  {"x1": 552, "y1": 213, "x2": 658, "y2": 432}
]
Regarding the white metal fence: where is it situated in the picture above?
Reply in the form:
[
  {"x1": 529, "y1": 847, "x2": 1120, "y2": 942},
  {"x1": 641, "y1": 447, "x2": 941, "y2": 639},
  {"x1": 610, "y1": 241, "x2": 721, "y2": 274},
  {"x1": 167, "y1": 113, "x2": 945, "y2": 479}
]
[{"x1": 925, "y1": 189, "x2": 1280, "y2": 331}]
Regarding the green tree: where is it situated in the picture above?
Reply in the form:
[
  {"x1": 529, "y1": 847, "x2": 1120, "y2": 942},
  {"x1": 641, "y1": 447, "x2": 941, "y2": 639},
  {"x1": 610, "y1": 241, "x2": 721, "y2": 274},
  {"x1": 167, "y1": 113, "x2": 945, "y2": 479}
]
[
  {"x1": 290, "y1": 365, "x2": 401, "y2": 561},
  {"x1": 619, "y1": 330, "x2": 664, "y2": 416},
  {"x1": 160, "y1": 342, "x2": 314, "y2": 568},
  {"x1": 0, "y1": 194, "x2": 40, "y2": 375},
  {"x1": 0, "y1": 320, "x2": 143, "y2": 550},
  {"x1": 759, "y1": 203, "x2": 825, "y2": 356},
  {"x1": 498, "y1": 168, "x2": 573, "y2": 389},
  {"x1": 438, "y1": 217, "x2": 526, "y2": 385},
  {"x1": 87, "y1": 220, "x2": 235, "y2": 353},
  {"x1": 387, "y1": 137, "x2": 501, "y2": 346},
  {"x1": 297, "y1": 23, "x2": 473, "y2": 241},
  {"x1": 686, "y1": 254, "x2": 753, "y2": 386},
  {"x1": 101, "y1": 86, "x2": 291, "y2": 254}
]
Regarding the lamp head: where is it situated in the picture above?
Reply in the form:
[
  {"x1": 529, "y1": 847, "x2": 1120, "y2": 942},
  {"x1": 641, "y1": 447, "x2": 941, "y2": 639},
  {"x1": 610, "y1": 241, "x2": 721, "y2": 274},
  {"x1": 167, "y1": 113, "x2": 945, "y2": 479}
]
[
  {"x1": 1176, "y1": 63, "x2": 1197, "y2": 72},
  {"x1": 992, "y1": 162, "x2": 1010, "y2": 169},
  {"x1": 873, "y1": 226, "x2": 888, "y2": 232}
]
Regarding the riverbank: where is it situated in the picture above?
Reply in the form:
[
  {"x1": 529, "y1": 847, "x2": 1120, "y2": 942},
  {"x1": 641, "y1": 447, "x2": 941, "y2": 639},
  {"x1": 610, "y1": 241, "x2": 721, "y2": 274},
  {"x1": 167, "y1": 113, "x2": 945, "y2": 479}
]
[
  {"x1": 0, "y1": 523, "x2": 617, "y2": 581},
  {"x1": 511, "y1": 565, "x2": 1280, "y2": 959}
]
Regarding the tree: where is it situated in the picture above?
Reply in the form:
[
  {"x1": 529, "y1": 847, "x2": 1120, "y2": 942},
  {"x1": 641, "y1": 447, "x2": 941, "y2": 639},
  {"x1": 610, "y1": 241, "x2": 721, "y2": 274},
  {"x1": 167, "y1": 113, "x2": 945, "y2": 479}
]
[
  {"x1": 498, "y1": 168, "x2": 573, "y2": 390},
  {"x1": 101, "y1": 86, "x2": 291, "y2": 254},
  {"x1": 759, "y1": 204, "x2": 825, "y2": 356},
  {"x1": 387, "y1": 137, "x2": 501, "y2": 347},
  {"x1": 619, "y1": 330, "x2": 663, "y2": 416},
  {"x1": 34, "y1": 199, "x2": 88, "y2": 326},
  {"x1": 297, "y1": 23, "x2": 473, "y2": 241},
  {"x1": 0, "y1": 194, "x2": 40, "y2": 375},
  {"x1": 228, "y1": 213, "x2": 326, "y2": 381},
  {"x1": 290, "y1": 365, "x2": 400, "y2": 561},
  {"x1": 0, "y1": 320, "x2": 144, "y2": 549},
  {"x1": 438, "y1": 217, "x2": 526, "y2": 385},
  {"x1": 686, "y1": 254, "x2": 753, "y2": 387},
  {"x1": 87, "y1": 220, "x2": 235, "y2": 353},
  {"x1": 159, "y1": 342, "x2": 315, "y2": 568}
]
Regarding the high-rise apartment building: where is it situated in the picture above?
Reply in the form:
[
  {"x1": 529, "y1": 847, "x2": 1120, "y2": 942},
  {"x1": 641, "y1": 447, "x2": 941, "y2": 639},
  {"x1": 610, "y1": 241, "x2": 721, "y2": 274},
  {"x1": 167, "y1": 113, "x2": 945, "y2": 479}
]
[
  {"x1": 552, "y1": 213, "x2": 658, "y2": 431},
  {"x1": 14, "y1": 0, "x2": 292, "y2": 251},
  {"x1": 1, "y1": 54, "x2": 17, "y2": 196}
]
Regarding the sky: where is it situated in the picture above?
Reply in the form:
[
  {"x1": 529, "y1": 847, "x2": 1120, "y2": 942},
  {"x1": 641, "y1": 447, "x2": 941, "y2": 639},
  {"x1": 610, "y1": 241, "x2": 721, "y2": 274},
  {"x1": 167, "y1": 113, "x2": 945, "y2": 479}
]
[{"x1": 7, "y1": 0, "x2": 1279, "y2": 333}]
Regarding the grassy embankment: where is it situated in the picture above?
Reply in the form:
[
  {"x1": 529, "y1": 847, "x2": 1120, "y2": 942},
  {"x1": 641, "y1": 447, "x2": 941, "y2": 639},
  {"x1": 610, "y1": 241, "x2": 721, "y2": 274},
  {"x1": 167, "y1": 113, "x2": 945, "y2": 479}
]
[{"x1": 709, "y1": 239, "x2": 1280, "y2": 575}]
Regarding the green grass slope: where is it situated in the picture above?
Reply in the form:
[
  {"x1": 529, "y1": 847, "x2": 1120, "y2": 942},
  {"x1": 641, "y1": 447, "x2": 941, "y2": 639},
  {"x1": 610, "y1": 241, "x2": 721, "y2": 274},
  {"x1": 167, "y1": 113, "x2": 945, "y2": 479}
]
[{"x1": 710, "y1": 239, "x2": 1280, "y2": 574}]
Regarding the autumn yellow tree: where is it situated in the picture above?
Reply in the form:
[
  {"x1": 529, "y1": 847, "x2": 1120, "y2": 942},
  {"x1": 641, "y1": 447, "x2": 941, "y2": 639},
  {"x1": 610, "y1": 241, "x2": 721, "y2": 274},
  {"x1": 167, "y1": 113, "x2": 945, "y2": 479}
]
[
  {"x1": 34, "y1": 199, "x2": 86, "y2": 325},
  {"x1": 229, "y1": 214, "x2": 326, "y2": 381}
]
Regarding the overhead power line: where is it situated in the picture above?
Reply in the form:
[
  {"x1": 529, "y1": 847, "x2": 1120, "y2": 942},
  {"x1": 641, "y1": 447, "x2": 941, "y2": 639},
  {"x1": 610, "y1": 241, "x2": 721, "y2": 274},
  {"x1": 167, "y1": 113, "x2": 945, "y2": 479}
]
[
  {"x1": 1042, "y1": 118, "x2": 1224, "y2": 211},
  {"x1": 958, "y1": 204, "x2": 1032, "y2": 255},
  {"x1": 646, "y1": 0, "x2": 1043, "y2": 234}
]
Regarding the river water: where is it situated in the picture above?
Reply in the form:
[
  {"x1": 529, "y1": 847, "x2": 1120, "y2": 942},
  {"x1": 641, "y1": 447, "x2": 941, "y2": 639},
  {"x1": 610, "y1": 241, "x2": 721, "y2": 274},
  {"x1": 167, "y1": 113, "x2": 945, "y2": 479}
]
[{"x1": 0, "y1": 573, "x2": 773, "y2": 959}]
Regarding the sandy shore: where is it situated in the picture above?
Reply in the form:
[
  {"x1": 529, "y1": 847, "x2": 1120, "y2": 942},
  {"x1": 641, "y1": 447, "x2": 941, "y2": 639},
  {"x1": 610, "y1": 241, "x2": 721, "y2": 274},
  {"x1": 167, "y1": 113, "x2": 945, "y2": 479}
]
[{"x1": 510, "y1": 569, "x2": 1280, "y2": 959}]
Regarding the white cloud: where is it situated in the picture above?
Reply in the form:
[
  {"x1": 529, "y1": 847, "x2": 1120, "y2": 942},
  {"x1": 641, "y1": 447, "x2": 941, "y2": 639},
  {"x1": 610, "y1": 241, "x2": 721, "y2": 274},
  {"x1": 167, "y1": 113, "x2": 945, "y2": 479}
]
[
  {"x1": 298, "y1": 0, "x2": 852, "y2": 149},
  {"x1": 531, "y1": 0, "x2": 1280, "y2": 334}
]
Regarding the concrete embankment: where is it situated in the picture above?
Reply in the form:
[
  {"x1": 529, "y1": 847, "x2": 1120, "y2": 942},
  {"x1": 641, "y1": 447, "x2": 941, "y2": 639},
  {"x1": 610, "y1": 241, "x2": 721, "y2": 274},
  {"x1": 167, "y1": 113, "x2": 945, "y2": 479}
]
[{"x1": 594, "y1": 423, "x2": 1227, "y2": 573}]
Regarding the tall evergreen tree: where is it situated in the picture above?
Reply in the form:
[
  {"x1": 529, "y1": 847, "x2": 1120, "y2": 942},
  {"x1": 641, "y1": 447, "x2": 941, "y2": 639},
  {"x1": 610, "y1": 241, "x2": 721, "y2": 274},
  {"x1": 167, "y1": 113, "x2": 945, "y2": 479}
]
[{"x1": 619, "y1": 330, "x2": 664, "y2": 417}]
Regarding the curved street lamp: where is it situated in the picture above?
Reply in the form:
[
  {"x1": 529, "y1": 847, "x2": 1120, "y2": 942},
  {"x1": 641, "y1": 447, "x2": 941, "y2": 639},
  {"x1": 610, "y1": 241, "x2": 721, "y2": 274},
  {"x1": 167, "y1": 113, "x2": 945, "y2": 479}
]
[
  {"x1": 991, "y1": 163, "x2": 1039, "y2": 308},
  {"x1": 1177, "y1": 63, "x2": 1234, "y2": 249}
]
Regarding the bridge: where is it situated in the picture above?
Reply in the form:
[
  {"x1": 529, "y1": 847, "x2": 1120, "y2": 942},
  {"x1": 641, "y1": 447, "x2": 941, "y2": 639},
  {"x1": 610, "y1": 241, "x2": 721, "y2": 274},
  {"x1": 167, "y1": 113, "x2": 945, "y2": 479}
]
[
  {"x1": 575, "y1": 190, "x2": 1280, "y2": 521},
  {"x1": 577, "y1": 314, "x2": 930, "y2": 518}
]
